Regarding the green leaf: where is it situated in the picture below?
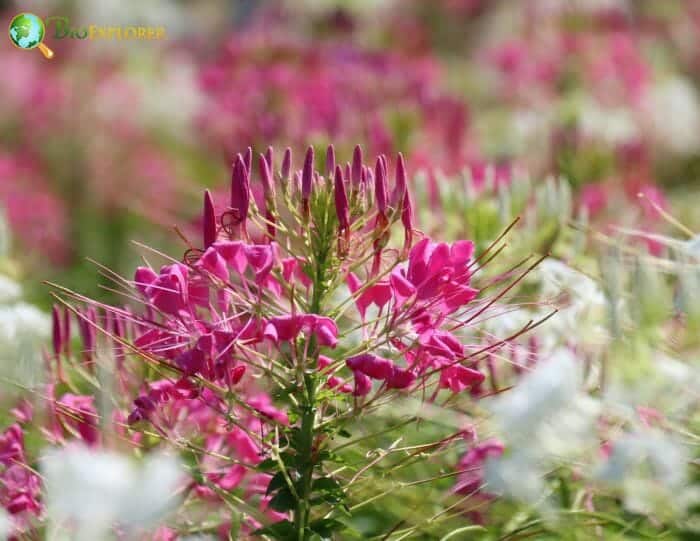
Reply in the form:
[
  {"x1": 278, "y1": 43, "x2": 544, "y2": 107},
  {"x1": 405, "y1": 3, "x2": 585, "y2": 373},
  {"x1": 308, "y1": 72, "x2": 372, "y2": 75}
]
[
  {"x1": 312, "y1": 477, "x2": 342, "y2": 493},
  {"x1": 253, "y1": 519, "x2": 296, "y2": 540},
  {"x1": 227, "y1": 511, "x2": 241, "y2": 540},
  {"x1": 316, "y1": 450, "x2": 345, "y2": 464},
  {"x1": 266, "y1": 471, "x2": 287, "y2": 496},
  {"x1": 557, "y1": 473, "x2": 571, "y2": 508},
  {"x1": 309, "y1": 518, "x2": 345, "y2": 537},
  {"x1": 268, "y1": 487, "x2": 297, "y2": 513},
  {"x1": 257, "y1": 458, "x2": 278, "y2": 472},
  {"x1": 438, "y1": 525, "x2": 487, "y2": 541}
]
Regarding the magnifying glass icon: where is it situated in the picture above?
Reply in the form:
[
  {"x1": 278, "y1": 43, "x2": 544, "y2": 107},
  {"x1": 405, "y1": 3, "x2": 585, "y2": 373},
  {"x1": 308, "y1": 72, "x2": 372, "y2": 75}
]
[{"x1": 8, "y1": 13, "x2": 54, "y2": 59}]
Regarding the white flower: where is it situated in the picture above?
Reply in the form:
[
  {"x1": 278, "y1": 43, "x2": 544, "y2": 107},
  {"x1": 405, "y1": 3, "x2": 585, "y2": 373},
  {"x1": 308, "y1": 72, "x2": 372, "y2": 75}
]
[
  {"x1": 0, "y1": 302, "x2": 50, "y2": 391},
  {"x1": 288, "y1": 0, "x2": 397, "y2": 17},
  {"x1": 119, "y1": 452, "x2": 185, "y2": 527},
  {"x1": 597, "y1": 431, "x2": 686, "y2": 487},
  {"x1": 0, "y1": 209, "x2": 9, "y2": 258},
  {"x1": 685, "y1": 234, "x2": 700, "y2": 257},
  {"x1": 596, "y1": 430, "x2": 695, "y2": 518},
  {"x1": 538, "y1": 259, "x2": 601, "y2": 304},
  {"x1": 42, "y1": 445, "x2": 184, "y2": 541},
  {"x1": 539, "y1": 0, "x2": 630, "y2": 15},
  {"x1": 72, "y1": 0, "x2": 185, "y2": 33},
  {"x1": 484, "y1": 450, "x2": 545, "y2": 504},
  {"x1": 0, "y1": 507, "x2": 11, "y2": 541},
  {"x1": 643, "y1": 77, "x2": 700, "y2": 154},
  {"x1": 489, "y1": 349, "x2": 581, "y2": 442},
  {"x1": 509, "y1": 109, "x2": 554, "y2": 154},
  {"x1": 131, "y1": 56, "x2": 203, "y2": 134},
  {"x1": 537, "y1": 259, "x2": 608, "y2": 351},
  {"x1": 484, "y1": 349, "x2": 600, "y2": 505},
  {"x1": 0, "y1": 275, "x2": 21, "y2": 304},
  {"x1": 578, "y1": 100, "x2": 638, "y2": 145},
  {"x1": 604, "y1": 351, "x2": 699, "y2": 421}
]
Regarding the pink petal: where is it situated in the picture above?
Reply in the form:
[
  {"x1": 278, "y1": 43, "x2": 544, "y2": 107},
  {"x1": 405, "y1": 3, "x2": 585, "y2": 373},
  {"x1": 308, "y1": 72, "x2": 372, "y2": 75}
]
[
  {"x1": 134, "y1": 266, "x2": 158, "y2": 296},
  {"x1": 390, "y1": 268, "x2": 416, "y2": 306},
  {"x1": 352, "y1": 371, "x2": 372, "y2": 396},
  {"x1": 200, "y1": 247, "x2": 229, "y2": 281}
]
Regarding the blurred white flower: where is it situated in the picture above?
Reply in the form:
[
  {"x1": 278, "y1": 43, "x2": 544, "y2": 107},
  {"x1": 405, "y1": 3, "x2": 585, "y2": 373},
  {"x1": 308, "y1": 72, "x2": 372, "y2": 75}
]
[
  {"x1": 74, "y1": 0, "x2": 185, "y2": 33},
  {"x1": 488, "y1": 349, "x2": 596, "y2": 445},
  {"x1": 511, "y1": 109, "x2": 552, "y2": 152},
  {"x1": 0, "y1": 275, "x2": 21, "y2": 304},
  {"x1": 42, "y1": 445, "x2": 184, "y2": 541},
  {"x1": 120, "y1": 452, "x2": 185, "y2": 526},
  {"x1": 685, "y1": 234, "x2": 700, "y2": 257},
  {"x1": 540, "y1": 0, "x2": 630, "y2": 16},
  {"x1": 0, "y1": 302, "x2": 50, "y2": 391},
  {"x1": 129, "y1": 54, "x2": 203, "y2": 135},
  {"x1": 596, "y1": 431, "x2": 684, "y2": 486},
  {"x1": 0, "y1": 210, "x2": 9, "y2": 258},
  {"x1": 0, "y1": 507, "x2": 11, "y2": 541},
  {"x1": 539, "y1": 259, "x2": 602, "y2": 306},
  {"x1": 287, "y1": 0, "x2": 397, "y2": 17},
  {"x1": 644, "y1": 77, "x2": 700, "y2": 154},
  {"x1": 484, "y1": 449, "x2": 545, "y2": 504},
  {"x1": 538, "y1": 259, "x2": 608, "y2": 350},
  {"x1": 579, "y1": 101, "x2": 638, "y2": 145},
  {"x1": 605, "y1": 351, "x2": 699, "y2": 424},
  {"x1": 484, "y1": 260, "x2": 607, "y2": 359},
  {"x1": 484, "y1": 349, "x2": 600, "y2": 505},
  {"x1": 596, "y1": 430, "x2": 696, "y2": 518}
]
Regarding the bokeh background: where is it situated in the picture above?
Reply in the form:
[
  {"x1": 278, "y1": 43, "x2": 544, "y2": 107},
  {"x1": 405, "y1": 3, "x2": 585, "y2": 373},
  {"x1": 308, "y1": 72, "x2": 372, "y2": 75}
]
[{"x1": 2, "y1": 0, "x2": 700, "y2": 307}]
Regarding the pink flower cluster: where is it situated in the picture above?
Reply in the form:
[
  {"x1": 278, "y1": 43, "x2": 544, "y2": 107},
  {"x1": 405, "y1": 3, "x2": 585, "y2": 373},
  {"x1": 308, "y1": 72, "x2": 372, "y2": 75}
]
[
  {"x1": 129, "y1": 183, "x2": 483, "y2": 402},
  {"x1": 13, "y1": 144, "x2": 494, "y2": 536},
  {"x1": 0, "y1": 133, "x2": 544, "y2": 539},
  {"x1": 0, "y1": 154, "x2": 69, "y2": 263},
  {"x1": 0, "y1": 43, "x2": 185, "y2": 266},
  {"x1": 0, "y1": 423, "x2": 42, "y2": 532},
  {"x1": 198, "y1": 30, "x2": 474, "y2": 172}
]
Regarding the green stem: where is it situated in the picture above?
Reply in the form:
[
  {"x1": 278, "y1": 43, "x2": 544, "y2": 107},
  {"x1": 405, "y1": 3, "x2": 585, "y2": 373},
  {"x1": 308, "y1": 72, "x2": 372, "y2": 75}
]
[
  {"x1": 293, "y1": 259, "x2": 326, "y2": 539},
  {"x1": 292, "y1": 197, "x2": 334, "y2": 539},
  {"x1": 295, "y1": 373, "x2": 317, "y2": 540}
]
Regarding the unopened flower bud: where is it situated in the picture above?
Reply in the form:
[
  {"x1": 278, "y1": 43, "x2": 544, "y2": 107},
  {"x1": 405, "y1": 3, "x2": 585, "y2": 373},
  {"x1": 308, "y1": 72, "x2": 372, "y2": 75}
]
[
  {"x1": 203, "y1": 190, "x2": 217, "y2": 249},
  {"x1": 258, "y1": 154, "x2": 275, "y2": 202},
  {"x1": 259, "y1": 154, "x2": 277, "y2": 239},
  {"x1": 374, "y1": 157, "x2": 388, "y2": 215},
  {"x1": 326, "y1": 144, "x2": 336, "y2": 178},
  {"x1": 243, "y1": 146, "x2": 252, "y2": 175},
  {"x1": 264, "y1": 146, "x2": 274, "y2": 172},
  {"x1": 287, "y1": 168, "x2": 297, "y2": 190},
  {"x1": 52, "y1": 306, "x2": 62, "y2": 357},
  {"x1": 351, "y1": 144, "x2": 363, "y2": 189},
  {"x1": 79, "y1": 307, "x2": 96, "y2": 364},
  {"x1": 402, "y1": 189, "x2": 414, "y2": 254},
  {"x1": 391, "y1": 153, "x2": 407, "y2": 211},
  {"x1": 380, "y1": 154, "x2": 388, "y2": 177},
  {"x1": 62, "y1": 306, "x2": 71, "y2": 356},
  {"x1": 334, "y1": 166, "x2": 350, "y2": 233},
  {"x1": 302, "y1": 146, "x2": 314, "y2": 219},
  {"x1": 228, "y1": 154, "x2": 250, "y2": 229},
  {"x1": 281, "y1": 147, "x2": 292, "y2": 182},
  {"x1": 280, "y1": 147, "x2": 292, "y2": 184}
]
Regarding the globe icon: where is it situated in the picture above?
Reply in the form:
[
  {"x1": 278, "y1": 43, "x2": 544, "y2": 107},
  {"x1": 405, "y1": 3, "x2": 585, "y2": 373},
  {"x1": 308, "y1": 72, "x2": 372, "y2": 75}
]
[{"x1": 8, "y1": 13, "x2": 54, "y2": 58}]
